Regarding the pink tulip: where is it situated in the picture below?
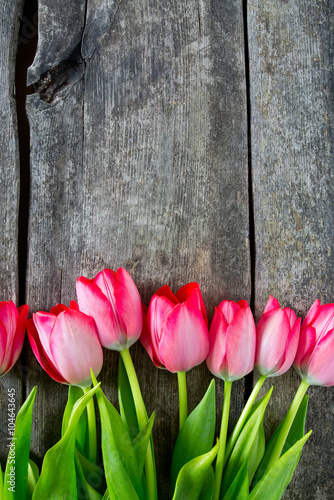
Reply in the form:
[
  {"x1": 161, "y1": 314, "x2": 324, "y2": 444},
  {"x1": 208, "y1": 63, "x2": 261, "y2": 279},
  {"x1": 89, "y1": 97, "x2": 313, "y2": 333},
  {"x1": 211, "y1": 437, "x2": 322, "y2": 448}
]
[
  {"x1": 294, "y1": 299, "x2": 334, "y2": 386},
  {"x1": 141, "y1": 283, "x2": 209, "y2": 372},
  {"x1": 27, "y1": 303, "x2": 103, "y2": 388},
  {"x1": 76, "y1": 268, "x2": 143, "y2": 351},
  {"x1": 0, "y1": 301, "x2": 29, "y2": 376},
  {"x1": 256, "y1": 295, "x2": 301, "y2": 377},
  {"x1": 206, "y1": 300, "x2": 256, "y2": 381}
]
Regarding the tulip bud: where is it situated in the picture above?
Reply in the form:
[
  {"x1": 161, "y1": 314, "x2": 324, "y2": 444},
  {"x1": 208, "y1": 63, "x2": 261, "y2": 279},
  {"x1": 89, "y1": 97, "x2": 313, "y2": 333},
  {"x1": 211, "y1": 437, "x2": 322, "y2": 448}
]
[
  {"x1": 141, "y1": 283, "x2": 209, "y2": 373},
  {"x1": 27, "y1": 303, "x2": 103, "y2": 388},
  {"x1": 76, "y1": 268, "x2": 143, "y2": 351},
  {"x1": 294, "y1": 299, "x2": 334, "y2": 386},
  {"x1": 206, "y1": 300, "x2": 256, "y2": 381},
  {"x1": 256, "y1": 295, "x2": 301, "y2": 377},
  {"x1": 0, "y1": 301, "x2": 29, "y2": 376}
]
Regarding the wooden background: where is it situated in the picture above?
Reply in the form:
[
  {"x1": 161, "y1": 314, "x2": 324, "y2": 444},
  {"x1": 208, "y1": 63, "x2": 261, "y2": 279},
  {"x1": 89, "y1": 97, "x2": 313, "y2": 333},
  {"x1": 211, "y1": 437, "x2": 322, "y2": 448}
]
[{"x1": 0, "y1": 0, "x2": 333, "y2": 498}]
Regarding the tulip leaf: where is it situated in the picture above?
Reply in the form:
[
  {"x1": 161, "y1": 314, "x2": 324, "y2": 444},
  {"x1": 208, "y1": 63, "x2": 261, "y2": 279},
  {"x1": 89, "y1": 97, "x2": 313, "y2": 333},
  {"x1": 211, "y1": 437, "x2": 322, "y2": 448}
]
[
  {"x1": 253, "y1": 394, "x2": 309, "y2": 486},
  {"x1": 91, "y1": 372, "x2": 144, "y2": 500},
  {"x1": 76, "y1": 452, "x2": 103, "y2": 500},
  {"x1": 62, "y1": 385, "x2": 88, "y2": 454},
  {"x1": 198, "y1": 467, "x2": 215, "y2": 500},
  {"x1": 4, "y1": 386, "x2": 37, "y2": 500},
  {"x1": 247, "y1": 422, "x2": 265, "y2": 485},
  {"x1": 76, "y1": 449, "x2": 105, "y2": 494},
  {"x1": 32, "y1": 384, "x2": 100, "y2": 499},
  {"x1": 221, "y1": 387, "x2": 272, "y2": 497},
  {"x1": 131, "y1": 412, "x2": 155, "y2": 475},
  {"x1": 171, "y1": 379, "x2": 216, "y2": 494},
  {"x1": 0, "y1": 466, "x2": 4, "y2": 500},
  {"x1": 118, "y1": 356, "x2": 140, "y2": 439},
  {"x1": 102, "y1": 489, "x2": 109, "y2": 500},
  {"x1": 172, "y1": 443, "x2": 219, "y2": 500},
  {"x1": 26, "y1": 460, "x2": 39, "y2": 500},
  {"x1": 222, "y1": 459, "x2": 249, "y2": 500},
  {"x1": 248, "y1": 431, "x2": 312, "y2": 500}
]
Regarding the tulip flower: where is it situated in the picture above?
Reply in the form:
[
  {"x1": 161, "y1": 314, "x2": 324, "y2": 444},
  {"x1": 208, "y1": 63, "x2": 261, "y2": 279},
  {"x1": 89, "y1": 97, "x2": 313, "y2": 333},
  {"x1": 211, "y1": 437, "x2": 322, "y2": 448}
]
[
  {"x1": 141, "y1": 283, "x2": 209, "y2": 373},
  {"x1": 294, "y1": 299, "x2": 334, "y2": 386},
  {"x1": 256, "y1": 295, "x2": 301, "y2": 377},
  {"x1": 77, "y1": 268, "x2": 156, "y2": 498},
  {"x1": 0, "y1": 301, "x2": 29, "y2": 376},
  {"x1": 76, "y1": 268, "x2": 143, "y2": 351},
  {"x1": 27, "y1": 303, "x2": 103, "y2": 388},
  {"x1": 206, "y1": 300, "x2": 256, "y2": 500},
  {"x1": 206, "y1": 299, "x2": 256, "y2": 381}
]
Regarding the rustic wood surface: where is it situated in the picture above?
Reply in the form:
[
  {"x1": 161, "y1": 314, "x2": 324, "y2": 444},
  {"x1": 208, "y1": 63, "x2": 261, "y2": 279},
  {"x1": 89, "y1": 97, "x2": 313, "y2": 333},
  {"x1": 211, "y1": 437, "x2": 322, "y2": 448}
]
[
  {"x1": 25, "y1": 0, "x2": 249, "y2": 497},
  {"x1": 0, "y1": 0, "x2": 333, "y2": 498},
  {"x1": 0, "y1": 0, "x2": 24, "y2": 463},
  {"x1": 249, "y1": 0, "x2": 334, "y2": 498}
]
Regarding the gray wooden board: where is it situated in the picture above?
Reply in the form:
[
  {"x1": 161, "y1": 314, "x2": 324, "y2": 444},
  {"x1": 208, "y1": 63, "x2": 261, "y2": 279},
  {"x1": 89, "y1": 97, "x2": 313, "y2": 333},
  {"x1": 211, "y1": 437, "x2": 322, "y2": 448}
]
[
  {"x1": 249, "y1": 0, "x2": 334, "y2": 498},
  {"x1": 0, "y1": 0, "x2": 24, "y2": 464},
  {"x1": 26, "y1": 0, "x2": 249, "y2": 496}
]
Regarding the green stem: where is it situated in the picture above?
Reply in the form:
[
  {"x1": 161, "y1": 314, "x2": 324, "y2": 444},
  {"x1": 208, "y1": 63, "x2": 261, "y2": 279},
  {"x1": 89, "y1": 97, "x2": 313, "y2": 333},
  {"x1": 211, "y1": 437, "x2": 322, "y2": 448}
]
[
  {"x1": 264, "y1": 379, "x2": 310, "y2": 474},
  {"x1": 83, "y1": 387, "x2": 97, "y2": 464},
  {"x1": 120, "y1": 348, "x2": 157, "y2": 500},
  {"x1": 224, "y1": 374, "x2": 267, "y2": 465},
  {"x1": 177, "y1": 371, "x2": 188, "y2": 431},
  {"x1": 213, "y1": 380, "x2": 232, "y2": 500}
]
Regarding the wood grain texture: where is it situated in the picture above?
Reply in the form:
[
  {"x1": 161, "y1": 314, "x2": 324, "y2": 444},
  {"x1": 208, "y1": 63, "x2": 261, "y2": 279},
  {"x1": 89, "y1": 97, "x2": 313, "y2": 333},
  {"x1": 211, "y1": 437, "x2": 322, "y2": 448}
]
[
  {"x1": 0, "y1": 0, "x2": 24, "y2": 464},
  {"x1": 26, "y1": 0, "x2": 250, "y2": 495},
  {"x1": 249, "y1": 0, "x2": 334, "y2": 498}
]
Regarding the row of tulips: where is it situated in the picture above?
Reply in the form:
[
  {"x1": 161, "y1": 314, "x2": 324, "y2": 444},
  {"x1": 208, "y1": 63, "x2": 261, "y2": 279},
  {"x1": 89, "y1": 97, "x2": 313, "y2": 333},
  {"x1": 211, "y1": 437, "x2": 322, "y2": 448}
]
[{"x1": 0, "y1": 267, "x2": 333, "y2": 500}]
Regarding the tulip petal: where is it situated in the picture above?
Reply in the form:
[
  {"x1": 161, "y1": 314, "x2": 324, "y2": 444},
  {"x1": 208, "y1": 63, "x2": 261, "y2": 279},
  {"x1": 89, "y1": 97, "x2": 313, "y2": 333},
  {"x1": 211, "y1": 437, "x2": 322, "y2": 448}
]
[
  {"x1": 77, "y1": 276, "x2": 125, "y2": 350},
  {"x1": 206, "y1": 307, "x2": 228, "y2": 378},
  {"x1": 302, "y1": 299, "x2": 321, "y2": 328},
  {"x1": 7, "y1": 304, "x2": 29, "y2": 371},
  {"x1": 309, "y1": 303, "x2": 334, "y2": 342},
  {"x1": 225, "y1": 306, "x2": 256, "y2": 381},
  {"x1": 33, "y1": 312, "x2": 57, "y2": 363},
  {"x1": 256, "y1": 308, "x2": 291, "y2": 376},
  {"x1": 103, "y1": 268, "x2": 143, "y2": 346},
  {"x1": 159, "y1": 302, "x2": 209, "y2": 372},
  {"x1": 140, "y1": 304, "x2": 164, "y2": 368},
  {"x1": 0, "y1": 320, "x2": 8, "y2": 372},
  {"x1": 177, "y1": 283, "x2": 208, "y2": 325},
  {"x1": 237, "y1": 299, "x2": 249, "y2": 309},
  {"x1": 306, "y1": 328, "x2": 334, "y2": 386},
  {"x1": 272, "y1": 316, "x2": 301, "y2": 377},
  {"x1": 50, "y1": 303, "x2": 68, "y2": 315},
  {"x1": 27, "y1": 319, "x2": 67, "y2": 384},
  {"x1": 263, "y1": 295, "x2": 281, "y2": 314},
  {"x1": 50, "y1": 310, "x2": 103, "y2": 388},
  {"x1": 0, "y1": 301, "x2": 19, "y2": 370},
  {"x1": 155, "y1": 284, "x2": 179, "y2": 305},
  {"x1": 219, "y1": 300, "x2": 242, "y2": 325},
  {"x1": 293, "y1": 326, "x2": 317, "y2": 378},
  {"x1": 283, "y1": 307, "x2": 297, "y2": 329}
]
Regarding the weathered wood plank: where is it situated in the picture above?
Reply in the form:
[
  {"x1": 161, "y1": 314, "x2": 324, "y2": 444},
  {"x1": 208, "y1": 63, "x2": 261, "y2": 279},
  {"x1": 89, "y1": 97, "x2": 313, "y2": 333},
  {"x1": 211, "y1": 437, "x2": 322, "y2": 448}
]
[
  {"x1": 26, "y1": 0, "x2": 249, "y2": 495},
  {"x1": 249, "y1": 0, "x2": 334, "y2": 497},
  {"x1": 0, "y1": 0, "x2": 24, "y2": 464}
]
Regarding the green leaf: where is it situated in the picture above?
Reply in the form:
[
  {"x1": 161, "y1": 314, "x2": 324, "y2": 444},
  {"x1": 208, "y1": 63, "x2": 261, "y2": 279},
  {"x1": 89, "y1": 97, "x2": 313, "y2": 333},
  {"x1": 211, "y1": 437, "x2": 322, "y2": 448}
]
[
  {"x1": 0, "y1": 466, "x2": 4, "y2": 500},
  {"x1": 253, "y1": 394, "x2": 309, "y2": 486},
  {"x1": 221, "y1": 387, "x2": 272, "y2": 497},
  {"x1": 249, "y1": 431, "x2": 312, "y2": 500},
  {"x1": 91, "y1": 372, "x2": 144, "y2": 500},
  {"x1": 26, "y1": 460, "x2": 39, "y2": 500},
  {"x1": 118, "y1": 356, "x2": 139, "y2": 439},
  {"x1": 222, "y1": 459, "x2": 249, "y2": 500},
  {"x1": 198, "y1": 467, "x2": 215, "y2": 500},
  {"x1": 247, "y1": 422, "x2": 265, "y2": 485},
  {"x1": 32, "y1": 384, "x2": 100, "y2": 500},
  {"x1": 76, "y1": 452, "x2": 102, "y2": 500},
  {"x1": 76, "y1": 449, "x2": 105, "y2": 494},
  {"x1": 4, "y1": 386, "x2": 37, "y2": 500},
  {"x1": 62, "y1": 385, "x2": 87, "y2": 454},
  {"x1": 173, "y1": 443, "x2": 219, "y2": 500},
  {"x1": 131, "y1": 412, "x2": 155, "y2": 475},
  {"x1": 171, "y1": 380, "x2": 216, "y2": 493},
  {"x1": 102, "y1": 489, "x2": 109, "y2": 500}
]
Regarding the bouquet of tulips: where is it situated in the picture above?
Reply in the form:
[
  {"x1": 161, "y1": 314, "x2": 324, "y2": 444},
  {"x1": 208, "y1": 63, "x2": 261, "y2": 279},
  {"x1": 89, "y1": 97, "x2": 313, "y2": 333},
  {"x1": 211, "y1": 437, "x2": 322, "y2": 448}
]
[{"x1": 0, "y1": 267, "x2": 333, "y2": 499}]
